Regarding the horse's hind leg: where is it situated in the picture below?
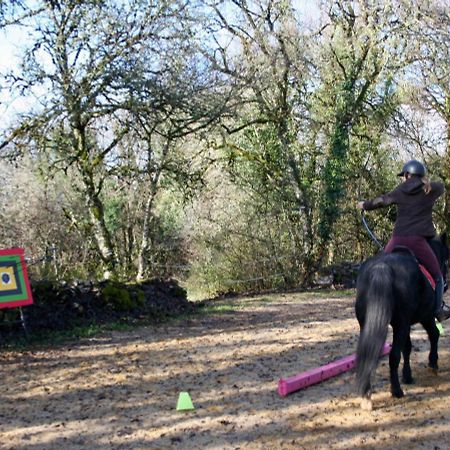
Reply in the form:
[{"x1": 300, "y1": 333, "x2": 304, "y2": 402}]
[
  {"x1": 422, "y1": 319, "x2": 440, "y2": 373},
  {"x1": 402, "y1": 334, "x2": 414, "y2": 384},
  {"x1": 390, "y1": 324, "x2": 410, "y2": 398}
]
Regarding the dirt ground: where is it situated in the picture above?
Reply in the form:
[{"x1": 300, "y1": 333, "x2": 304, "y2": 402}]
[{"x1": 1, "y1": 289, "x2": 450, "y2": 450}]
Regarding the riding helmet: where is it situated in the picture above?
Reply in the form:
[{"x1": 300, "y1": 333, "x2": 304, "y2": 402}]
[{"x1": 397, "y1": 160, "x2": 426, "y2": 177}]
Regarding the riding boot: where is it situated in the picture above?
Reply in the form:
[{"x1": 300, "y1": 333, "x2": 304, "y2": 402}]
[{"x1": 434, "y1": 276, "x2": 450, "y2": 322}]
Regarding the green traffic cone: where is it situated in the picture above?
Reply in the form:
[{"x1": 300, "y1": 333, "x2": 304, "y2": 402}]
[{"x1": 176, "y1": 392, "x2": 195, "y2": 411}]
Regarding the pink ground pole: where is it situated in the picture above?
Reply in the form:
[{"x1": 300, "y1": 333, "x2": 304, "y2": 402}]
[{"x1": 278, "y1": 342, "x2": 392, "y2": 397}]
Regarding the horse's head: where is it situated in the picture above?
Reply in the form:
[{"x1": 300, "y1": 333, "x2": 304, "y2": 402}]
[{"x1": 430, "y1": 233, "x2": 449, "y2": 291}]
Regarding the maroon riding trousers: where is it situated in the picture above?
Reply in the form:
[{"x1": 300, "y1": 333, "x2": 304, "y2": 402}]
[{"x1": 384, "y1": 235, "x2": 442, "y2": 279}]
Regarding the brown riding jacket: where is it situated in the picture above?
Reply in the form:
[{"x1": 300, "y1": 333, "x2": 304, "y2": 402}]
[{"x1": 362, "y1": 177, "x2": 444, "y2": 238}]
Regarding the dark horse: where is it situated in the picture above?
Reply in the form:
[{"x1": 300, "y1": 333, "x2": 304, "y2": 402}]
[{"x1": 355, "y1": 234, "x2": 448, "y2": 410}]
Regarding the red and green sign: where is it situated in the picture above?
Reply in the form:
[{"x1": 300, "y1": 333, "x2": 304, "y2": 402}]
[{"x1": 0, "y1": 248, "x2": 33, "y2": 309}]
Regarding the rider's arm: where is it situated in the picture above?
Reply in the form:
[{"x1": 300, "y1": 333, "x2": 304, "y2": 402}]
[
  {"x1": 362, "y1": 193, "x2": 395, "y2": 211},
  {"x1": 429, "y1": 181, "x2": 444, "y2": 199}
]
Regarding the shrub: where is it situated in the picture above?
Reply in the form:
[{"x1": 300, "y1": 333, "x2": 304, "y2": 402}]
[{"x1": 101, "y1": 282, "x2": 142, "y2": 312}]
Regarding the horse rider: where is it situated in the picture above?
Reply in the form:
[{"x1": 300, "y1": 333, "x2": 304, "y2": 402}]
[{"x1": 357, "y1": 159, "x2": 450, "y2": 322}]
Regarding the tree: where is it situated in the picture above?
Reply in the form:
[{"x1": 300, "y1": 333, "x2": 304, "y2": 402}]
[
  {"x1": 279, "y1": 0, "x2": 422, "y2": 280},
  {"x1": 0, "y1": 0, "x2": 223, "y2": 280},
  {"x1": 198, "y1": 0, "x2": 320, "y2": 287},
  {"x1": 198, "y1": 0, "x2": 407, "y2": 287},
  {"x1": 125, "y1": 41, "x2": 229, "y2": 280},
  {"x1": 394, "y1": 0, "x2": 450, "y2": 228}
]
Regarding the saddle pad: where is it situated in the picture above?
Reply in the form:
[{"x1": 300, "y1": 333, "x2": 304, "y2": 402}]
[{"x1": 419, "y1": 264, "x2": 435, "y2": 290}]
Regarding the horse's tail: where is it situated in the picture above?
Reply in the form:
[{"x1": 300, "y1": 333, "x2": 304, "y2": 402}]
[{"x1": 356, "y1": 261, "x2": 393, "y2": 397}]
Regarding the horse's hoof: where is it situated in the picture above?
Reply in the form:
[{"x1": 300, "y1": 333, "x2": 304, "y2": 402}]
[
  {"x1": 402, "y1": 376, "x2": 414, "y2": 385},
  {"x1": 360, "y1": 397, "x2": 373, "y2": 411},
  {"x1": 391, "y1": 389, "x2": 404, "y2": 398},
  {"x1": 428, "y1": 366, "x2": 438, "y2": 376}
]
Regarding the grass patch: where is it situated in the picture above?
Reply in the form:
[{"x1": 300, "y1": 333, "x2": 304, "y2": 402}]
[
  {"x1": 197, "y1": 302, "x2": 239, "y2": 314},
  {"x1": 0, "y1": 319, "x2": 144, "y2": 351}
]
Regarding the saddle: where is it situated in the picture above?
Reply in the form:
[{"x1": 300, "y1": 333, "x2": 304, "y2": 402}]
[{"x1": 391, "y1": 245, "x2": 436, "y2": 290}]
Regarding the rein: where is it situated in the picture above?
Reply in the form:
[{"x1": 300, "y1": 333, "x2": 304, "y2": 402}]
[{"x1": 361, "y1": 211, "x2": 384, "y2": 250}]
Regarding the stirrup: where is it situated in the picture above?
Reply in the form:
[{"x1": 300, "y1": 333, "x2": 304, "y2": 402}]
[{"x1": 435, "y1": 302, "x2": 450, "y2": 323}]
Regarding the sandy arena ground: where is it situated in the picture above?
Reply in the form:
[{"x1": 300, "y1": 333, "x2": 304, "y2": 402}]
[{"x1": 1, "y1": 290, "x2": 450, "y2": 449}]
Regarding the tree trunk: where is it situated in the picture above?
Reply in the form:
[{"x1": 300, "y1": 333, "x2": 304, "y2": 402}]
[
  {"x1": 136, "y1": 141, "x2": 169, "y2": 281},
  {"x1": 75, "y1": 128, "x2": 118, "y2": 280},
  {"x1": 84, "y1": 181, "x2": 117, "y2": 280},
  {"x1": 136, "y1": 193, "x2": 155, "y2": 281}
]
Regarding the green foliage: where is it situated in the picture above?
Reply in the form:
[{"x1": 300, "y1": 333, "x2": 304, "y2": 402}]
[
  {"x1": 104, "y1": 196, "x2": 126, "y2": 235},
  {"x1": 101, "y1": 282, "x2": 145, "y2": 312},
  {"x1": 185, "y1": 158, "x2": 310, "y2": 298},
  {"x1": 318, "y1": 122, "x2": 349, "y2": 243}
]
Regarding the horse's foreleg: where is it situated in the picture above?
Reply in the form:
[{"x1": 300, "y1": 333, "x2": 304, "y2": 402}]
[
  {"x1": 423, "y1": 319, "x2": 440, "y2": 373},
  {"x1": 390, "y1": 325, "x2": 409, "y2": 398},
  {"x1": 402, "y1": 334, "x2": 414, "y2": 384}
]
